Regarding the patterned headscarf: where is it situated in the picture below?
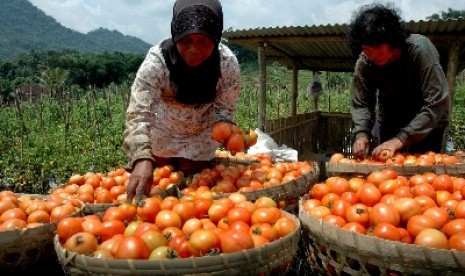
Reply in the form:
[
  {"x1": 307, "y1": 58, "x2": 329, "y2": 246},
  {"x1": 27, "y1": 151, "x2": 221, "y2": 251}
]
[
  {"x1": 171, "y1": 0, "x2": 223, "y2": 44},
  {"x1": 161, "y1": 0, "x2": 223, "y2": 105}
]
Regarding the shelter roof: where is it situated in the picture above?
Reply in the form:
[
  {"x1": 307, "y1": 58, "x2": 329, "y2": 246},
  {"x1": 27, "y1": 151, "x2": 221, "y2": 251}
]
[{"x1": 223, "y1": 18, "x2": 465, "y2": 72}]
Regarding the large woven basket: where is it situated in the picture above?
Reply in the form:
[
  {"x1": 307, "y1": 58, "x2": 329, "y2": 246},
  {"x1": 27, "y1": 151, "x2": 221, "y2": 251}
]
[
  {"x1": 55, "y1": 211, "x2": 300, "y2": 276},
  {"x1": 0, "y1": 194, "x2": 85, "y2": 273},
  {"x1": 326, "y1": 162, "x2": 465, "y2": 177},
  {"x1": 298, "y1": 196, "x2": 465, "y2": 275}
]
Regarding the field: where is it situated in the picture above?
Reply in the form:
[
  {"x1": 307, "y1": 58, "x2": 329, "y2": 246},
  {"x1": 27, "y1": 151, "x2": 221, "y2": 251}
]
[{"x1": 0, "y1": 64, "x2": 464, "y2": 194}]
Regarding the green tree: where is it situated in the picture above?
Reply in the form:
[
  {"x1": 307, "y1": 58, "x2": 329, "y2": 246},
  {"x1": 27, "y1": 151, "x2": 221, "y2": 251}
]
[{"x1": 427, "y1": 8, "x2": 465, "y2": 20}]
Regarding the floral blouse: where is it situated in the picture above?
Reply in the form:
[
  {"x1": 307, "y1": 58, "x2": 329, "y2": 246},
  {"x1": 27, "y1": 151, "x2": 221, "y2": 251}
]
[{"x1": 123, "y1": 42, "x2": 241, "y2": 170}]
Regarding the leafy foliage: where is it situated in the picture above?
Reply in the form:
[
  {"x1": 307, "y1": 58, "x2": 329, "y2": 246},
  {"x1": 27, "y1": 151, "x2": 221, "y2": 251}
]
[{"x1": 426, "y1": 8, "x2": 465, "y2": 20}]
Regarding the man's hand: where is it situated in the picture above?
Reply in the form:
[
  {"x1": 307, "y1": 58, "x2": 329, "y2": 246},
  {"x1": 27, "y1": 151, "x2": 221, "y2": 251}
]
[
  {"x1": 352, "y1": 136, "x2": 370, "y2": 159},
  {"x1": 126, "y1": 159, "x2": 153, "y2": 204},
  {"x1": 372, "y1": 138, "x2": 404, "y2": 160}
]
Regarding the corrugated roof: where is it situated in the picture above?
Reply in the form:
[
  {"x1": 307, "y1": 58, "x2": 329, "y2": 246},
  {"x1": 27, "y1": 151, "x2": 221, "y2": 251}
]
[{"x1": 223, "y1": 18, "x2": 465, "y2": 72}]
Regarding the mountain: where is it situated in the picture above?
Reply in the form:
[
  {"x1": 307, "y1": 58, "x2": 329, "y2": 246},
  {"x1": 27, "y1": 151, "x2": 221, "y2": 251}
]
[{"x1": 0, "y1": 0, "x2": 152, "y2": 60}]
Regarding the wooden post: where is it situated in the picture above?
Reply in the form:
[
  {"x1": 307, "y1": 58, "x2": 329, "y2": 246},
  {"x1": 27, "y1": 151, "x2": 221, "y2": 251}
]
[
  {"x1": 442, "y1": 40, "x2": 460, "y2": 152},
  {"x1": 291, "y1": 64, "x2": 298, "y2": 116},
  {"x1": 258, "y1": 42, "x2": 266, "y2": 131}
]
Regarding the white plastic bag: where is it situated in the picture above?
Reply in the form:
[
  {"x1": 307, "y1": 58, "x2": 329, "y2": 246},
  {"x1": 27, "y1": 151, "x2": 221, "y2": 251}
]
[{"x1": 247, "y1": 129, "x2": 298, "y2": 162}]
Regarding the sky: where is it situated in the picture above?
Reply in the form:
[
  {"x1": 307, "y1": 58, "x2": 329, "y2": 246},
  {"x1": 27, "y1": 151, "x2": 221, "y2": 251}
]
[{"x1": 28, "y1": 0, "x2": 465, "y2": 45}]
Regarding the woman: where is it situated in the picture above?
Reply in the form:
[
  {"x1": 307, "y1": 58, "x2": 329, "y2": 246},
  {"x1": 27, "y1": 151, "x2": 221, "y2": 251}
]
[
  {"x1": 124, "y1": 0, "x2": 240, "y2": 203},
  {"x1": 347, "y1": 3, "x2": 450, "y2": 160}
]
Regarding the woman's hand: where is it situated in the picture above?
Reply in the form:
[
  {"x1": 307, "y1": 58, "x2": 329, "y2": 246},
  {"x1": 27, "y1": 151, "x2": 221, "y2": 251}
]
[
  {"x1": 353, "y1": 136, "x2": 370, "y2": 159},
  {"x1": 126, "y1": 159, "x2": 153, "y2": 204},
  {"x1": 372, "y1": 138, "x2": 404, "y2": 160}
]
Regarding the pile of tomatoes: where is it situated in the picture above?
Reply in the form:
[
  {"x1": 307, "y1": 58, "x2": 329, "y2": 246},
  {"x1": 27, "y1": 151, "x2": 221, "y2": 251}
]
[
  {"x1": 50, "y1": 165, "x2": 182, "y2": 205},
  {"x1": 302, "y1": 169, "x2": 465, "y2": 250},
  {"x1": 211, "y1": 121, "x2": 258, "y2": 155},
  {"x1": 57, "y1": 192, "x2": 299, "y2": 260},
  {"x1": 0, "y1": 191, "x2": 82, "y2": 230},
  {"x1": 329, "y1": 150, "x2": 463, "y2": 166}
]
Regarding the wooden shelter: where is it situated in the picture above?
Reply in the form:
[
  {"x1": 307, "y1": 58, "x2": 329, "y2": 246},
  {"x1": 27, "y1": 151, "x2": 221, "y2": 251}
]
[
  {"x1": 224, "y1": 18, "x2": 465, "y2": 129},
  {"x1": 223, "y1": 18, "x2": 465, "y2": 159}
]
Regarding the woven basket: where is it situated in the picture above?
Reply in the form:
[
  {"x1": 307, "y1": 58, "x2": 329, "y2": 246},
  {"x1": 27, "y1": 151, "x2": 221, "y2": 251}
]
[
  {"x1": 0, "y1": 194, "x2": 85, "y2": 273},
  {"x1": 325, "y1": 162, "x2": 465, "y2": 177},
  {"x1": 55, "y1": 211, "x2": 301, "y2": 276},
  {"x1": 298, "y1": 196, "x2": 465, "y2": 275}
]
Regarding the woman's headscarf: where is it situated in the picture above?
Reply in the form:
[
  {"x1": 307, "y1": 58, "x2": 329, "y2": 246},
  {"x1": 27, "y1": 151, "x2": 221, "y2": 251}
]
[{"x1": 161, "y1": 0, "x2": 223, "y2": 105}]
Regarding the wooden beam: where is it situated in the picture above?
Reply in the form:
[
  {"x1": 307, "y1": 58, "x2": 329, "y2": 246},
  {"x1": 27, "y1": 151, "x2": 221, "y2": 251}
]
[
  {"x1": 258, "y1": 43, "x2": 266, "y2": 131},
  {"x1": 291, "y1": 65, "x2": 298, "y2": 116}
]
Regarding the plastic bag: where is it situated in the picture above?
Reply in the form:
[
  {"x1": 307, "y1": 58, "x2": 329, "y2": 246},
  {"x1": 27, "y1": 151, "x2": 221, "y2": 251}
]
[{"x1": 247, "y1": 129, "x2": 298, "y2": 162}]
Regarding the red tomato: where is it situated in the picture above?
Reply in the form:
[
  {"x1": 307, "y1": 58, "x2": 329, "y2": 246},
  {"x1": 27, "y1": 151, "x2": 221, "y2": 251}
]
[
  {"x1": 250, "y1": 222, "x2": 279, "y2": 242},
  {"x1": 137, "y1": 198, "x2": 161, "y2": 222},
  {"x1": 302, "y1": 199, "x2": 322, "y2": 212},
  {"x1": 27, "y1": 210, "x2": 51, "y2": 224},
  {"x1": 117, "y1": 203, "x2": 137, "y2": 222},
  {"x1": 82, "y1": 218, "x2": 103, "y2": 236},
  {"x1": 155, "y1": 210, "x2": 182, "y2": 230},
  {"x1": 273, "y1": 217, "x2": 297, "y2": 237},
  {"x1": 392, "y1": 198, "x2": 422, "y2": 224},
  {"x1": 99, "y1": 234, "x2": 123, "y2": 257},
  {"x1": 227, "y1": 207, "x2": 252, "y2": 225},
  {"x1": 448, "y1": 233, "x2": 465, "y2": 251},
  {"x1": 422, "y1": 206, "x2": 452, "y2": 228},
  {"x1": 329, "y1": 199, "x2": 351, "y2": 218},
  {"x1": 411, "y1": 183, "x2": 436, "y2": 199},
  {"x1": 115, "y1": 236, "x2": 151, "y2": 259},
  {"x1": 342, "y1": 222, "x2": 366, "y2": 234},
  {"x1": 167, "y1": 235, "x2": 191, "y2": 258},
  {"x1": 378, "y1": 179, "x2": 400, "y2": 195},
  {"x1": 219, "y1": 228, "x2": 254, "y2": 253},
  {"x1": 188, "y1": 229, "x2": 220, "y2": 256},
  {"x1": 373, "y1": 222, "x2": 401, "y2": 241},
  {"x1": 208, "y1": 202, "x2": 232, "y2": 223},
  {"x1": 139, "y1": 230, "x2": 166, "y2": 252},
  {"x1": 340, "y1": 192, "x2": 359, "y2": 205},
  {"x1": 102, "y1": 206, "x2": 125, "y2": 222},
  {"x1": 172, "y1": 202, "x2": 195, "y2": 224},
  {"x1": 0, "y1": 207, "x2": 27, "y2": 223},
  {"x1": 307, "y1": 206, "x2": 331, "y2": 219},
  {"x1": 357, "y1": 183, "x2": 382, "y2": 207},
  {"x1": 132, "y1": 222, "x2": 160, "y2": 238},
  {"x1": 414, "y1": 195, "x2": 437, "y2": 212},
  {"x1": 393, "y1": 186, "x2": 413, "y2": 198},
  {"x1": 251, "y1": 207, "x2": 281, "y2": 225},
  {"x1": 64, "y1": 232, "x2": 99, "y2": 255},
  {"x1": 100, "y1": 219, "x2": 126, "y2": 242},
  {"x1": 431, "y1": 174, "x2": 453, "y2": 193},
  {"x1": 370, "y1": 203, "x2": 400, "y2": 226},
  {"x1": 407, "y1": 215, "x2": 438, "y2": 238},
  {"x1": 366, "y1": 170, "x2": 390, "y2": 187},
  {"x1": 193, "y1": 198, "x2": 213, "y2": 219},
  {"x1": 328, "y1": 177, "x2": 350, "y2": 195},
  {"x1": 50, "y1": 204, "x2": 76, "y2": 222},
  {"x1": 309, "y1": 183, "x2": 331, "y2": 201},
  {"x1": 57, "y1": 217, "x2": 84, "y2": 243},
  {"x1": 345, "y1": 203, "x2": 370, "y2": 228},
  {"x1": 322, "y1": 214, "x2": 347, "y2": 228},
  {"x1": 398, "y1": 227, "x2": 413, "y2": 244},
  {"x1": 441, "y1": 219, "x2": 465, "y2": 238},
  {"x1": 414, "y1": 228, "x2": 449, "y2": 249}
]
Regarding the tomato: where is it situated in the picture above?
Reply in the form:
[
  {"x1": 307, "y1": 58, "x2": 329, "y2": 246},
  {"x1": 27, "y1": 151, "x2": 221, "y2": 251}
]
[
  {"x1": 370, "y1": 203, "x2": 400, "y2": 226},
  {"x1": 307, "y1": 206, "x2": 331, "y2": 219},
  {"x1": 342, "y1": 222, "x2": 366, "y2": 234},
  {"x1": 366, "y1": 170, "x2": 390, "y2": 187},
  {"x1": 149, "y1": 246, "x2": 178, "y2": 260},
  {"x1": 124, "y1": 221, "x2": 142, "y2": 236},
  {"x1": 273, "y1": 217, "x2": 297, "y2": 237},
  {"x1": 102, "y1": 206, "x2": 125, "y2": 222},
  {"x1": 167, "y1": 235, "x2": 191, "y2": 258},
  {"x1": 422, "y1": 206, "x2": 452, "y2": 228},
  {"x1": 132, "y1": 222, "x2": 160, "y2": 238},
  {"x1": 211, "y1": 121, "x2": 232, "y2": 143},
  {"x1": 373, "y1": 222, "x2": 401, "y2": 241},
  {"x1": 380, "y1": 194, "x2": 399, "y2": 206},
  {"x1": 155, "y1": 210, "x2": 182, "y2": 230},
  {"x1": 398, "y1": 227, "x2": 412, "y2": 244},
  {"x1": 251, "y1": 234, "x2": 270, "y2": 248},
  {"x1": 0, "y1": 207, "x2": 26, "y2": 223},
  {"x1": 57, "y1": 217, "x2": 84, "y2": 243},
  {"x1": 160, "y1": 196, "x2": 180, "y2": 211},
  {"x1": 408, "y1": 174, "x2": 429, "y2": 187},
  {"x1": 137, "y1": 198, "x2": 161, "y2": 222},
  {"x1": 329, "y1": 199, "x2": 351, "y2": 218},
  {"x1": 454, "y1": 200, "x2": 465, "y2": 219},
  {"x1": 436, "y1": 191, "x2": 453, "y2": 207},
  {"x1": 378, "y1": 179, "x2": 400, "y2": 195},
  {"x1": 27, "y1": 210, "x2": 51, "y2": 224},
  {"x1": 411, "y1": 183, "x2": 436, "y2": 199},
  {"x1": 321, "y1": 193, "x2": 340, "y2": 208},
  {"x1": 414, "y1": 195, "x2": 437, "y2": 212},
  {"x1": 117, "y1": 203, "x2": 137, "y2": 222},
  {"x1": 393, "y1": 186, "x2": 413, "y2": 198},
  {"x1": 172, "y1": 202, "x2": 195, "y2": 224},
  {"x1": 182, "y1": 218, "x2": 203, "y2": 236},
  {"x1": 431, "y1": 174, "x2": 453, "y2": 193},
  {"x1": 250, "y1": 222, "x2": 279, "y2": 242},
  {"x1": 99, "y1": 234, "x2": 123, "y2": 256},
  {"x1": 414, "y1": 228, "x2": 449, "y2": 249},
  {"x1": 229, "y1": 221, "x2": 251, "y2": 233},
  {"x1": 322, "y1": 214, "x2": 347, "y2": 228},
  {"x1": 302, "y1": 199, "x2": 322, "y2": 212},
  {"x1": 100, "y1": 220, "x2": 126, "y2": 242},
  {"x1": 0, "y1": 200, "x2": 16, "y2": 216},
  {"x1": 50, "y1": 204, "x2": 77, "y2": 222},
  {"x1": 348, "y1": 177, "x2": 365, "y2": 193},
  {"x1": 251, "y1": 207, "x2": 281, "y2": 225},
  {"x1": 94, "y1": 189, "x2": 114, "y2": 204},
  {"x1": 1, "y1": 218, "x2": 27, "y2": 230},
  {"x1": 139, "y1": 229, "x2": 166, "y2": 252},
  {"x1": 188, "y1": 229, "x2": 220, "y2": 256},
  {"x1": 357, "y1": 184, "x2": 382, "y2": 207},
  {"x1": 448, "y1": 233, "x2": 465, "y2": 251},
  {"x1": 254, "y1": 197, "x2": 278, "y2": 208},
  {"x1": 219, "y1": 228, "x2": 254, "y2": 253},
  {"x1": 392, "y1": 198, "x2": 422, "y2": 224},
  {"x1": 208, "y1": 202, "x2": 232, "y2": 223},
  {"x1": 345, "y1": 203, "x2": 370, "y2": 228},
  {"x1": 406, "y1": 215, "x2": 438, "y2": 238},
  {"x1": 82, "y1": 219, "x2": 103, "y2": 236},
  {"x1": 441, "y1": 219, "x2": 465, "y2": 237},
  {"x1": 226, "y1": 133, "x2": 245, "y2": 154},
  {"x1": 328, "y1": 177, "x2": 350, "y2": 195},
  {"x1": 64, "y1": 232, "x2": 99, "y2": 255},
  {"x1": 377, "y1": 150, "x2": 392, "y2": 162},
  {"x1": 115, "y1": 236, "x2": 151, "y2": 259},
  {"x1": 309, "y1": 183, "x2": 331, "y2": 200}
]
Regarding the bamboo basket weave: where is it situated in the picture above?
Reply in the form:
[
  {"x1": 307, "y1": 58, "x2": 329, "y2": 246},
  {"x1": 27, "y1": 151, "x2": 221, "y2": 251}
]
[
  {"x1": 298, "y1": 196, "x2": 465, "y2": 275},
  {"x1": 55, "y1": 211, "x2": 301, "y2": 276},
  {"x1": 0, "y1": 194, "x2": 85, "y2": 273}
]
